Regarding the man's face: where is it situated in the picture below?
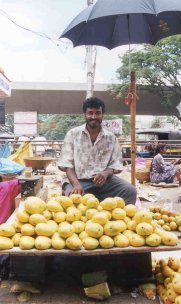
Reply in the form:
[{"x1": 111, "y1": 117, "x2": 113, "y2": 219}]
[{"x1": 84, "y1": 107, "x2": 104, "y2": 129}]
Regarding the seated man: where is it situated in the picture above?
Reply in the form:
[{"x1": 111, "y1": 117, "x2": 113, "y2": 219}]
[{"x1": 58, "y1": 97, "x2": 137, "y2": 204}]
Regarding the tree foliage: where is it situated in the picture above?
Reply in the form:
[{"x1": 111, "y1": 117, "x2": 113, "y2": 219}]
[
  {"x1": 39, "y1": 114, "x2": 84, "y2": 140},
  {"x1": 0, "y1": 114, "x2": 14, "y2": 134},
  {"x1": 39, "y1": 114, "x2": 131, "y2": 139},
  {"x1": 110, "y1": 35, "x2": 181, "y2": 119}
]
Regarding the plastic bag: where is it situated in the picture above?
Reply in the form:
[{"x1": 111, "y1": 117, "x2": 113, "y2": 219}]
[
  {"x1": 0, "y1": 158, "x2": 24, "y2": 174},
  {"x1": 8, "y1": 141, "x2": 33, "y2": 165}
]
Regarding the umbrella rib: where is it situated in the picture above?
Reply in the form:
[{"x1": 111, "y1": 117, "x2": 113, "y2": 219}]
[
  {"x1": 145, "y1": 15, "x2": 157, "y2": 45},
  {"x1": 110, "y1": 14, "x2": 119, "y2": 49},
  {"x1": 176, "y1": 11, "x2": 181, "y2": 20},
  {"x1": 86, "y1": 1, "x2": 97, "y2": 21}
]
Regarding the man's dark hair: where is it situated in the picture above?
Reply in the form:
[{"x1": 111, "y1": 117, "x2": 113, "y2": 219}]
[{"x1": 82, "y1": 97, "x2": 105, "y2": 113}]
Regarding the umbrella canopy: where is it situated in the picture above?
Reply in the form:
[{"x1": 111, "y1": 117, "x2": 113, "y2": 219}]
[
  {"x1": 60, "y1": 0, "x2": 181, "y2": 185},
  {"x1": 60, "y1": 0, "x2": 181, "y2": 49}
]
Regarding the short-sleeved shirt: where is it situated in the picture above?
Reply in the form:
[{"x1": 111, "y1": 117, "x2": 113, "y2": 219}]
[{"x1": 58, "y1": 124, "x2": 123, "y2": 180}]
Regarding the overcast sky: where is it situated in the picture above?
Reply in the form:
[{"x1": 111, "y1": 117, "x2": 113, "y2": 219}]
[{"x1": 0, "y1": 0, "x2": 132, "y2": 83}]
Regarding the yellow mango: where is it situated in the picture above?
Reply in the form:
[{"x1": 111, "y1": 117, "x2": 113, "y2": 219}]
[
  {"x1": 85, "y1": 222, "x2": 103, "y2": 238},
  {"x1": 91, "y1": 212, "x2": 108, "y2": 225},
  {"x1": 47, "y1": 200, "x2": 63, "y2": 212},
  {"x1": 114, "y1": 234, "x2": 129, "y2": 248},
  {"x1": 0, "y1": 224, "x2": 15, "y2": 237},
  {"x1": 66, "y1": 234, "x2": 82, "y2": 250},
  {"x1": 29, "y1": 214, "x2": 47, "y2": 226},
  {"x1": 82, "y1": 237, "x2": 99, "y2": 250},
  {"x1": 112, "y1": 208, "x2": 126, "y2": 220},
  {"x1": 58, "y1": 222, "x2": 74, "y2": 238},
  {"x1": 52, "y1": 236, "x2": 65, "y2": 250},
  {"x1": 21, "y1": 224, "x2": 35, "y2": 236},
  {"x1": 12, "y1": 233, "x2": 21, "y2": 246},
  {"x1": 99, "y1": 235, "x2": 114, "y2": 249},
  {"x1": 129, "y1": 233, "x2": 145, "y2": 247},
  {"x1": 72, "y1": 221, "x2": 85, "y2": 234},
  {"x1": 16, "y1": 210, "x2": 29, "y2": 223},
  {"x1": 114, "y1": 197, "x2": 125, "y2": 208},
  {"x1": 19, "y1": 236, "x2": 34, "y2": 250},
  {"x1": 124, "y1": 204, "x2": 137, "y2": 217},
  {"x1": 24, "y1": 196, "x2": 46, "y2": 214},
  {"x1": 0, "y1": 236, "x2": 13, "y2": 250},
  {"x1": 35, "y1": 236, "x2": 51, "y2": 250}
]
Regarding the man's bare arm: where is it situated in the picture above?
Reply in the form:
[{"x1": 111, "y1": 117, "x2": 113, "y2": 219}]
[{"x1": 66, "y1": 168, "x2": 84, "y2": 195}]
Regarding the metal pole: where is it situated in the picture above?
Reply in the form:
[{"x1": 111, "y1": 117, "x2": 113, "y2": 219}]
[
  {"x1": 86, "y1": 0, "x2": 95, "y2": 98},
  {"x1": 86, "y1": 45, "x2": 94, "y2": 98}
]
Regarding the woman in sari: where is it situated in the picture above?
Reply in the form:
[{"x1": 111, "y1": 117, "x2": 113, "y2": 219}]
[{"x1": 150, "y1": 144, "x2": 181, "y2": 184}]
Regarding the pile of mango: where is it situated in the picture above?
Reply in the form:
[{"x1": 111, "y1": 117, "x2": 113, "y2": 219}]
[
  {"x1": 153, "y1": 257, "x2": 181, "y2": 304},
  {"x1": 149, "y1": 206, "x2": 181, "y2": 232},
  {"x1": 0, "y1": 193, "x2": 179, "y2": 251}
]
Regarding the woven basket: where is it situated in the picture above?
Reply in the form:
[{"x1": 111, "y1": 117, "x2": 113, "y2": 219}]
[
  {"x1": 176, "y1": 166, "x2": 181, "y2": 182},
  {"x1": 145, "y1": 159, "x2": 152, "y2": 169},
  {"x1": 0, "y1": 173, "x2": 18, "y2": 182},
  {"x1": 136, "y1": 169, "x2": 150, "y2": 183}
]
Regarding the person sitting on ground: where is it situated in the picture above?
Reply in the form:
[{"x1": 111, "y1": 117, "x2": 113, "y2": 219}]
[
  {"x1": 150, "y1": 144, "x2": 181, "y2": 184},
  {"x1": 52, "y1": 137, "x2": 60, "y2": 150},
  {"x1": 58, "y1": 96, "x2": 137, "y2": 204}
]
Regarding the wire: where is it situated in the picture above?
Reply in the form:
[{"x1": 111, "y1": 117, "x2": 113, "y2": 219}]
[{"x1": 0, "y1": 8, "x2": 70, "y2": 48}]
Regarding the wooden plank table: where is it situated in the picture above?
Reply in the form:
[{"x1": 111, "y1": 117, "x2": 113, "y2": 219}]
[{"x1": 1, "y1": 239, "x2": 181, "y2": 256}]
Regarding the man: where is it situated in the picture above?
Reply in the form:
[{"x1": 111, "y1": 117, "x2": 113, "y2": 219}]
[{"x1": 58, "y1": 97, "x2": 136, "y2": 204}]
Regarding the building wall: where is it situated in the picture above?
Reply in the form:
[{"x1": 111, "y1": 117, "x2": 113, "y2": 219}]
[{"x1": 2, "y1": 82, "x2": 179, "y2": 116}]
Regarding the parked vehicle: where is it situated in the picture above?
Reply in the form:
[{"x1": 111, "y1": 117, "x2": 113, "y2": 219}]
[{"x1": 136, "y1": 128, "x2": 181, "y2": 158}]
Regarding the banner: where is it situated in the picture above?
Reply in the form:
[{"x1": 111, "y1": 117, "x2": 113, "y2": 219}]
[
  {"x1": 14, "y1": 111, "x2": 37, "y2": 136},
  {"x1": 102, "y1": 119, "x2": 122, "y2": 135}
]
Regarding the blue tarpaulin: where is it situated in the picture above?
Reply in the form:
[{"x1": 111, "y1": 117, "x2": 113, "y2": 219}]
[
  {"x1": 0, "y1": 142, "x2": 11, "y2": 158},
  {"x1": 0, "y1": 158, "x2": 25, "y2": 174}
]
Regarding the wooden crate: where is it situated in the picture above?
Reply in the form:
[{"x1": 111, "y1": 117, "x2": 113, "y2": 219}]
[{"x1": 0, "y1": 173, "x2": 18, "y2": 182}]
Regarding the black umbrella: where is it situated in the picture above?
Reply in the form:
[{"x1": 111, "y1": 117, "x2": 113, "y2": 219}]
[
  {"x1": 61, "y1": 0, "x2": 181, "y2": 49},
  {"x1": 60, "y1": 0, "x2": 181, "y2": 185}
]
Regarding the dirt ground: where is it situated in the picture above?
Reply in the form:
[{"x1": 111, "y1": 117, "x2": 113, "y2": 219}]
[
  {"x1": 0, "y1": 167, "x2": 181, "y2": 304},
  {"x1": 0, "y1": 280, "x2": 160, "y2": 304}
]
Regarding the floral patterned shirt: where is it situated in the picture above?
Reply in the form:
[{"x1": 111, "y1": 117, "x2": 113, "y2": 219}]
[{"x1": 58, "y1": 124, "x2": 123, "y2": 180}]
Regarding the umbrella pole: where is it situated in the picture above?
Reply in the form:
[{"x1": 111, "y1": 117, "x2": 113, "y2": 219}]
[{"x1": 130, "y1": 71, "x2": 136, "y2": 186}]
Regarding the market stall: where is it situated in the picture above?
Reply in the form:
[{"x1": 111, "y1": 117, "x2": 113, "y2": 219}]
[{"x1": 0, "y1": 192, "x2": 180, "y2": 287}]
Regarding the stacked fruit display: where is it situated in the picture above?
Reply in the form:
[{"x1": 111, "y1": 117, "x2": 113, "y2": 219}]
[
  {"x1": 0, "y1": 194, "x2": 179, "y2": 251},
  {"x1": 154, "y1": 257, "x2": 181, "y2": 304},
  {"x1": 149, "y1": 206, "x2": 181, "y2": 232}
]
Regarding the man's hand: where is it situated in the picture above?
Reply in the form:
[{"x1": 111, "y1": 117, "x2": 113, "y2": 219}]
[
  {"x1": 66, "y1": 168, "x2": 85, "y2": 195},
  {"x1": 93, "y1": 171, "x2": 109, "y2": 187},
  {"x1": 70, "y1": 184, "x2": 84, "y2": 195}
]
